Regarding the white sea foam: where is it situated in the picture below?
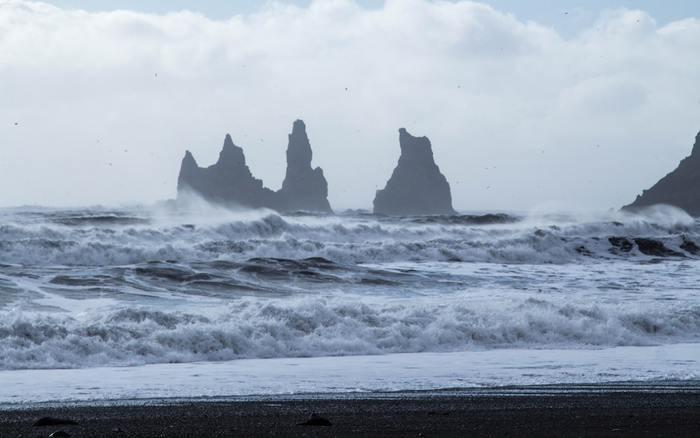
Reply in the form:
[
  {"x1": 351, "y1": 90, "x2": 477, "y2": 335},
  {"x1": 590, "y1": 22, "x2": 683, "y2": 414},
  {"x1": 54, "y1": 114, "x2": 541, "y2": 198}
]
[
  {"x1": 1, "y1": 294, "x2": 698, "y2": 370},
  {"x1": 2, "y1": 344, "x2": 698, "y2": 404},
  {"x1": 1, "y1": 204, "x2": 699, "y2": 386}
]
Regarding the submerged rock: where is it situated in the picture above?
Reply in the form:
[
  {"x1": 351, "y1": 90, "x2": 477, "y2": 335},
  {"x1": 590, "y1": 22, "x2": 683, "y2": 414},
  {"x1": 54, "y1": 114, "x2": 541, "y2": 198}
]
[
  {"x1": 680, "y1": 236, "x2": 700, "y2": 255},
  {"x1": 374, "y1": 128, "x2": 455, "y2": 215},
  {"x1": 624, "y1": 131, "x2": 700, "y2": 216},
  {"x1": 177, "y1": 121, "x2": 332, "y2": 213},
  {"x1": 634, "y1": 238, "x2": 684, "y2": 258},
  {"x1": 609, "y1": 236, "x2": 634, "y2": 253},
  {"x1": 276, "y1": 120, "x2": 332, "y2": 213}
]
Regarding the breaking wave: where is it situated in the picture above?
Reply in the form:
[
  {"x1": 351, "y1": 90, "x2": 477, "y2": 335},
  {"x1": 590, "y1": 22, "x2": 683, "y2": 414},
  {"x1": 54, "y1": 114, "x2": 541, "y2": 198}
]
[
  {"x1": 1, "y1": 297, "x2": 698, "y2": 370},
  {"x1": 1, "y1": 204, "x2": 699, "y2": 371},
  {"x1": 0, "y1": 205, "x2": 698, "y2": 266}
]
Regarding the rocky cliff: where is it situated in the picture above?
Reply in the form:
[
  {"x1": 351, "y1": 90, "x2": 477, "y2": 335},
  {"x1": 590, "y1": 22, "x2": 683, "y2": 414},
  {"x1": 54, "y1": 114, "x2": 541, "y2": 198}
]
[
  {"x1": 177, "y1": 121, "x2": 332, "y2": 213},
  {"x1": 624, "y1": 131, "x2": 700, "y2": 216},
  {"x1": 373, "y1": 128, "x2": 455, "y2": 215}
]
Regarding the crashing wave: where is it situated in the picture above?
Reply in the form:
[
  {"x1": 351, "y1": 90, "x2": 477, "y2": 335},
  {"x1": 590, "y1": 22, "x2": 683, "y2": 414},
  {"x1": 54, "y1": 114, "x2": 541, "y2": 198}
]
[
  {"x1": 0, "y1": 206, "x2": 697, "y2": 266},
  {"x1": 1, "y1": 296, "x2": 698, "y2": 370}
]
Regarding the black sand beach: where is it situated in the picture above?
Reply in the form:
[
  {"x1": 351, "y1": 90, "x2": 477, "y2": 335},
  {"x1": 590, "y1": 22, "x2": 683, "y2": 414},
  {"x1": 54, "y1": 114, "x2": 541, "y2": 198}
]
[{"x1": 2, "y1": 384, "x2": 699, "y2": 437}]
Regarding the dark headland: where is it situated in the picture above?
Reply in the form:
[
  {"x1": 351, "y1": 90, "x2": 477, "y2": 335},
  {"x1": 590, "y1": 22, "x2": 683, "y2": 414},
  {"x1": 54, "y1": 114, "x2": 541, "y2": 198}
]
[
  {"x1": 177, "y1": 120, "x2": 332, "y2": 213},
  {"x1": 2, "y1": 385, "x2": 699, "y2": 437},
  {"x1": 374, "y1": 128, "x2": 456, "y2": 215},
  {"x1": 624, "y1": 131, "x2": 700, "y2": 216}
]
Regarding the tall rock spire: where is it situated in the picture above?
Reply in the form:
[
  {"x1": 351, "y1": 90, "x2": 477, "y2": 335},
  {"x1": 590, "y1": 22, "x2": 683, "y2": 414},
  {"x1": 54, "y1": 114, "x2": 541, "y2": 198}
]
[
  {"x1": 176, "y1": 151, "x2": 199, "y2": 194},
  {"x1": 373, "y1": 128, "x2": 455, "y2": 216},
  {"x1": 176, "y1": 120, "x2": 332, "y2": 213},
  {"x1": 277, "y1": 120, "x2": 332, "y2": 213},
  {"x1": 217, "y1": 134, "x2": 247, "y2": 169},
  {"x1": 285, "y1": 120, "x2": 313, "y2": 172}
]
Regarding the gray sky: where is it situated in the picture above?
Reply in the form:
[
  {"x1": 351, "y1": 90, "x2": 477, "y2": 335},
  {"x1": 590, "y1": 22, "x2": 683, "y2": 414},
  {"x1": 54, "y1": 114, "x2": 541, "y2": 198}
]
[
  {"x1": 37, "y1": 0, "x2": 700, "y2": 32},
  {"x1": 1, "y1": 0, "x2": 700, "y2": 211}
]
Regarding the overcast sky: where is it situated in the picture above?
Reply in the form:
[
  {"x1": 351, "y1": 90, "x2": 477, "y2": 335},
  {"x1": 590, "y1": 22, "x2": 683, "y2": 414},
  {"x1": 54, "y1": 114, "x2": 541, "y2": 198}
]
[{"x1": 1, "y1": 0, "x2": 700, "y2": 211}]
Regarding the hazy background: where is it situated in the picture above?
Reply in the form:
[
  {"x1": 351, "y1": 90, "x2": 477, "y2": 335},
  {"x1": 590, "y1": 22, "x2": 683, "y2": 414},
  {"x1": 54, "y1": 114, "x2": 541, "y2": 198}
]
[{"x1": 1, "y1": 0, "x2": 699, "y2": 211}]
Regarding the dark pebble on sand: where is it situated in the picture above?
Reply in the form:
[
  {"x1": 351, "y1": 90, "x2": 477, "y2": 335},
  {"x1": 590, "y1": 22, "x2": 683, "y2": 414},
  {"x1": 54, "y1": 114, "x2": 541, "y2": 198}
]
[
  {"x1": 298, "y1": 413, "x2": 332, "y2": 426},
  {"x1": 34, "y1": 417, "x2": 79, "y2": 427}
]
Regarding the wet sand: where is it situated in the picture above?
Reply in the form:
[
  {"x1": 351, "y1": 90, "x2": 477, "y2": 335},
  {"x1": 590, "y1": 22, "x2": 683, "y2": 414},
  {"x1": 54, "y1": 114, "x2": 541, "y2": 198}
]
[{"x1": 2, "y1": 385, "x2": 699, "y2": 437}]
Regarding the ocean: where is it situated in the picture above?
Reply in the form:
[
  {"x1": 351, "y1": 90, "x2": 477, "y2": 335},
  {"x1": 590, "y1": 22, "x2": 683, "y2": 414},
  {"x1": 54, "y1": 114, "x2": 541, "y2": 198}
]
[{"x1": 0, "y1": 203, "x2": 698, "y2": 404}]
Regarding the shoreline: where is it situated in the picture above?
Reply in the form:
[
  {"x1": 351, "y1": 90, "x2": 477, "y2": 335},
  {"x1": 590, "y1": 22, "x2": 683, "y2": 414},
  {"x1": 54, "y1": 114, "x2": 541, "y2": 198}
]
[
  {"x1": 3, "y1": 343, "x2": 698, "y2": 405},
  {"x1": 2, "y1": 383, "x2": 699, "y2": 437},
  {"x1": 3, "y1": 380, "x2": 700, "y2": 408}
]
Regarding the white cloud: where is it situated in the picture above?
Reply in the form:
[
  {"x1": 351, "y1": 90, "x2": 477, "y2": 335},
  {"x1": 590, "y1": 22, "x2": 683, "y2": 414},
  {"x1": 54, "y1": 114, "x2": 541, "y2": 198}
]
[{"x1": 0, "y1": 0, "x2": 699, "y2": 211}]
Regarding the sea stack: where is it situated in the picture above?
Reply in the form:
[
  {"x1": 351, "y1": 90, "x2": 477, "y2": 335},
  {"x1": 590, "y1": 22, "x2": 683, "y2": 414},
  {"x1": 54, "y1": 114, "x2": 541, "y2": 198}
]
[
  {"x1": 373, "y1": 128, "x2": 456, "y2": 216},
  {"x1": 177, "y1": 120, "x2": 332, "y2": 213},
  {"x1": 624, "y1": 131, "x2": 700, "y2": 216},
  {"x1": 276, "y1": 120, "x2": 332, "y2": 213},
  {"x1": 177, "y1": 134, "x2": 277, "y2": 209}
]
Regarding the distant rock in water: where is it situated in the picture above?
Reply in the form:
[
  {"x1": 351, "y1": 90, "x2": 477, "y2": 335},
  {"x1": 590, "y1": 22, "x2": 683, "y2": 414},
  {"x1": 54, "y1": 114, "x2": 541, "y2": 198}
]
[
  {"x1": 177, "y1": 134, "x2": 277, "y2": 209},
  {"x1": 177, "y1": 120, "x2": 332, "y2": 213},
  {"x1": 276, "y1": 120, "x2": 332, "y2": 213},
  {"x1": 624, "y1": 131, "x2": 700, "y2": 216},
  {"x1": 373, "y1": 128, "x2": 456, "y2": 215}
]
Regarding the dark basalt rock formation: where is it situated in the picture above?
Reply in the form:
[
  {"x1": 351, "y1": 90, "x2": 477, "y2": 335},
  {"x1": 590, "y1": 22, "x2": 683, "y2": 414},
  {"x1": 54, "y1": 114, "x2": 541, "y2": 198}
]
[
  {"x1": 276, "y1": 120, "x2": 332, "y2": 213},
  {"x1": 177, "y1": 121, "x2": 332, "y2": 213},
  {"x1": 608, "y1": 236, "x2": 686, "y2": 257},
  {"x1": 373, "y1": 128, "x2": 456, "y2": 216},
  {"x1": 608, "y1": 237, "x2": 634, "y2": 253},
  {"x1": 624, "y1": 131, "x2": 700, "y2": 216},
  {"x1": 177, "y1": 134, "x2": 277, "y2": 209},
  {"x1": 681, "y1": 236, "x2": 700, "y2": 255},
  {"x1": 634, "y1": 238, "x2": 684, "y2": 258}
]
